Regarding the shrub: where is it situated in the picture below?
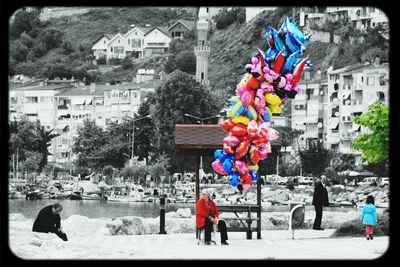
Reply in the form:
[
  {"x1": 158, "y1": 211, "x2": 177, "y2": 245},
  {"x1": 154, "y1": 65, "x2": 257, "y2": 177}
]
[
  {"x1": 121, "y1": 56, "x2": 133, "y2": 70},
  {"x1": 333, "y1": 211, "x2": 389, "y2": 237},
  {"x1": 108, "y1": 58, "x2": 122, "y2": 65},
  {"x1": 97, "y1": 55, "x2": 107, "y2": 65}
]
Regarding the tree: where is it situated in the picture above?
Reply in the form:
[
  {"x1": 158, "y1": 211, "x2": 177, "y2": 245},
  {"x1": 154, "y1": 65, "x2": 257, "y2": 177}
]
[
  {"x1": 10, "y1": 8, "x2": 41, "y2": 38},
  {"x1": 150, "y1": 70, "x2": 219, "y2": 172},
  {"x1": 72, "y1": 119, "x2": 108, "y2": 170},
  {"x1": 148, "y1": 153, "x2": 170, "y2": 184},
  {"x1": 352, "y1": 102, "x2": 389, "y2": 163},
  {"x1": 36, "y1": 126, "x2": 59, "y2": 172},
  {"x1": 62, "y1": 40, "x2": 74, "y2": 54},
  {"x1": 9, "y1": 40, "x2": 29, "y2": 63},
  {"x1": 134, "y1": 94, "x2": 155, "y2": 163},
  {"x1": 299, "y1": 140, "x2": 331, "y2": 176},
  {"x1": 103, "y1": 165, "x2": 115, "y2": 185},
  {"x1": 39, "y1": 29, "x2": 63, "y2": 50}
]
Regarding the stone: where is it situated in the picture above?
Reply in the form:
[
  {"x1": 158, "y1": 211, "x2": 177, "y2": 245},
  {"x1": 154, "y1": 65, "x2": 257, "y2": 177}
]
[
  {"x1": 176, "y1": 208, "x2": 192, "y2": 218},
  {"x1": 29, "y1": 239, "x2": 42, "y2": 247}
]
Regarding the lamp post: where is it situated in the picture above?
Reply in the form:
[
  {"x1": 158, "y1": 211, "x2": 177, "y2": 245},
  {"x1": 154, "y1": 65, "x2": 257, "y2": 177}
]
[
  {"x1": 184, "y1": 113, "x2": 221, "y2": 182},
  {"x1": 127, "y1": 114, "x2": 151, "y2": 166}
]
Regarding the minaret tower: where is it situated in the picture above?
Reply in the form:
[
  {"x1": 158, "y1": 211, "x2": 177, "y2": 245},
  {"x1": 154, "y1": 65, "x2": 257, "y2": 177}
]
[{"x1": 194, "y1": 7, "x2": 211, "y2": 86}]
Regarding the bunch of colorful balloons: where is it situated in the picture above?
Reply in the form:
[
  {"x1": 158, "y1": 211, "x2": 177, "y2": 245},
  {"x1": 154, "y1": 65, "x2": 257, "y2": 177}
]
[{"x1": 211, "y1": 16, "x2": 312, "y2": 193}]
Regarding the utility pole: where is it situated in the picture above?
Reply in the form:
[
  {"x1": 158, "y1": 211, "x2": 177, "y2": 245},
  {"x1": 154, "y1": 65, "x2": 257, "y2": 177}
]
[{"x1": 16, "y1": 147, "x2": 19, "y2": 180}]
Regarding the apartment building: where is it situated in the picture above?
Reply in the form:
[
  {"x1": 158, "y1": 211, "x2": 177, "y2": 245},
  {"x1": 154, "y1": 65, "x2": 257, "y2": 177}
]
[
  {"x1": 326, "y1": 59, "x2": 389, "y2": 164},
  {"x1": 9, "y1": 71, "x2": 160, "y2": 167},
  {"x1": 291, "y1": 77, "x2": 329, "y2": 150},
  {"x1": 300, "y1": 6, "x2": 388, "y2": 32}
]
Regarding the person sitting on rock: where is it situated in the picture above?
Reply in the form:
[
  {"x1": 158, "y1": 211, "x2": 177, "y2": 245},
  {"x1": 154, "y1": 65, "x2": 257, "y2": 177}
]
[
  {"x1": 196, "y1": 189, "x2": 229, "y2": 245},
  {"x1": 32, "y1": 203, "x2": 68, "y2": 241}
]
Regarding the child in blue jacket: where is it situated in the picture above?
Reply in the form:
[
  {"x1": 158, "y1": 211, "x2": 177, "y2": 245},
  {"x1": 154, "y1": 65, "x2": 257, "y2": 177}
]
[{"x1": 361, "y1": 195, "x2": 377, "y2": 240}]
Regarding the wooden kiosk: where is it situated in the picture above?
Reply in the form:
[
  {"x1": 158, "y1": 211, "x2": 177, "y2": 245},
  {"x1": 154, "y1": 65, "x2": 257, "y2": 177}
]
[{"x1": 174, "y1": 124, "x2": 262, "y2": 239}]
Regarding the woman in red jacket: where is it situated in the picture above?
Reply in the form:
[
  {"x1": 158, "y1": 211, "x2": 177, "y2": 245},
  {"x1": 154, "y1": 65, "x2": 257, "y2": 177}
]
[{"x1": 196, "y1": 189, "x2": 229, "y2": 245}]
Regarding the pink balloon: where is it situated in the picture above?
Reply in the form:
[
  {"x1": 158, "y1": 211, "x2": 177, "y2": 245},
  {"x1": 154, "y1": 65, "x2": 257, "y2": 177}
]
[
  {"x1": 247, "y1": 120, "x2": 259, "y2": 138},
  {"x1": 259, "y1": 148, "x2": 268, "y2": 159},
  {"x1": 236, "y1": 84, "x2": 247, "y2": 97},
  {"x1": 223, "y1": 135, "x2": 241, "y2": 147},
  {"x1": 267, "y1": 128, "x2": 279, "y2": 141},
  {"x1": 241, "y1": 90, "x2": 255, "y2": 106},
  {"x1": 265, "y1": 142, "x2": 272, "y2": 153},
  {"x1": 212, "y1": 160, "x2": 227, "y2": 175},
  {"x1": 234, "y1": 160, "x2": 249, "y2": 175},
  {"x1": 258, "y1": 122, "x2": 269, "y2": 139}
]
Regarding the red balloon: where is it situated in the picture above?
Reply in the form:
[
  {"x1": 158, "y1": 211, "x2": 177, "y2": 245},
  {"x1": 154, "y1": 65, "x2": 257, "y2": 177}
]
[
  {"x1": 249, "y1": 145, "x2": 261, "y2": 164},
  {"x1": 272, "y1": 50, "x2": 285, "y2": 74},
  {"x1": 240, "y1": 173, "x2": 252, "y2": 185},
  {"x1": 251, "y1": 136, "x2": 267, "y2": 147},
  {"x1": 220, "y1": 118, "x2": 235, "y2": 131},
  {"x1": 246, "y1": 76, "x2": 260, "y2": 90},
  {"x1": 235, "y1": 139, "x2": 250, "y2": 159},
  {"x1": 230, "y1": 124, "x2": 248, "y2": 137},
  {"x1": 291, "y1": 57, "x2": 309, "y2": 86}
]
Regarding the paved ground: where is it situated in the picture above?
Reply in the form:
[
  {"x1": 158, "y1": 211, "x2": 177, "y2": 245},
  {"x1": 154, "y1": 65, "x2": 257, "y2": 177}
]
[{"x1": 11, "y1": 229, "x2": 389, "y2": 260}]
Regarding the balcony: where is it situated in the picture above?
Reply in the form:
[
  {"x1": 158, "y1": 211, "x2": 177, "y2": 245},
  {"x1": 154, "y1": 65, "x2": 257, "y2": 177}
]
[
  {"x1": 351, "y1": 100, "x2": 363, "y2": 113},
  {"x1": 352, "y1": 84, "x2": 363, "y2": 91},
  {"x1": 58, "y1": 105, "x2": 69, "y2": 110}
]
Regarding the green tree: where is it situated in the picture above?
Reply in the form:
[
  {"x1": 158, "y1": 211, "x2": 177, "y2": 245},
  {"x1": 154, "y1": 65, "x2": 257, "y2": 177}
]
[
  {"x1": 352, "y1": 102, "x2": 389, "y2": 163},
  {"x1": 150, "y1": 70, "x2": 219, "y2": 172}
]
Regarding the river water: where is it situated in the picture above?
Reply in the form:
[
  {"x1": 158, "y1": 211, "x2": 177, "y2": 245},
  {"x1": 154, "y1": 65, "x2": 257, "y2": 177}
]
[{"x1": 8, "y1": 199, "x2": 358, "y2": 220}]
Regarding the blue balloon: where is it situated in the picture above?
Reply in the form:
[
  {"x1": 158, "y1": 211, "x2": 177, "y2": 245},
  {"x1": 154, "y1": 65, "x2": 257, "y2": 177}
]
[
  {"x1": 223, "y1": 158, "x2": 235, "y2": 175},
  {"x1": 264, "y1": 48, "x2": 278, "y2": 65},
  {"x1": 268, "y1": 26, "x2": 287, "y2": 56},
  {"x1": 285, "y1": 32, "x2": 305, "y2": 55},
  {"x1": 229, "y1": 173, "x2": 240, "y2": 186},
  {"x1": 249, "y1": 170, "x2": 259, "y2": 181},
  {"x1": 214, "y1": 149, "x2": 227, "y2": 162},
  {"x1": 282, "y1": 50, "x2": 300, "y2": 74},
  {"x1": 285, "y1": 17, "x2": 312, "y2": 44}
]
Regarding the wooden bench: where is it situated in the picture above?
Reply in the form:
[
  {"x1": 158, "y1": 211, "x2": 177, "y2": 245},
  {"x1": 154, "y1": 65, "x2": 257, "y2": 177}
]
[{"x1": 217, "y1": 204, "x2": 261, "y2": 239}]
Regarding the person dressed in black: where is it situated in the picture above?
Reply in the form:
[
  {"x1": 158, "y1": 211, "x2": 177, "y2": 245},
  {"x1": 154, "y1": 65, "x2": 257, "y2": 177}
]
[
  {"x1": 312, "y1": 176, "x2": 329, "y2": 230},
  {"x1": 32, "y1": 203, "x2": 68, "y2": 241}
]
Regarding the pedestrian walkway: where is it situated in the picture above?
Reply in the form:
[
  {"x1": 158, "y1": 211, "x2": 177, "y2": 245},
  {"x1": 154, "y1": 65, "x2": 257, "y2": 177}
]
[{"x1": 13, "y1": 229, "x2": 389, "y2": 260}]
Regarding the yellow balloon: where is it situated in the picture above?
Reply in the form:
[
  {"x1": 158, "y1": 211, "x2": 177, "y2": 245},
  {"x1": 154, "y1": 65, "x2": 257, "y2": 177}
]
[
  {"x1": 239, "y1": 73, "x2": 252, "y2": 86},
  {"x1": 269, "y1": 104, "x2": 283, "y2": 113},
  {"x1": 264, "y1": 93, "x2": 282, "y2": 105},
  {"x1": 233, "y1": 116, "x2": 250, "y2": 125}
]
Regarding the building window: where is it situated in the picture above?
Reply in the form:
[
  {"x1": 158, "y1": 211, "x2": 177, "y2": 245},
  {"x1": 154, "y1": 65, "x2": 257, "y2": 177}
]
[
  {"x1": 128, "y1": 39, "x2": 130, "y2": 44},
  {"x1": 132, "y1": 39, "x2": 141, "y2": 48},
  {"x1": 113, "y1": 46, "x2": 124, "y2": 54},
  {"x1": 40, "y1": 96, "x2": 53, "y2": 103},
  {"x1": 201, "y1": 72, "x2": 204, "y2": 80},
  {"x1": 104, "y1": 40, "x2": 106, "y2": 44},
  {"x1": 133, "y1": 93, "x2": 137, "y2": 98},
  {"x1": 377, "y1": 92, "x2": 385, "y2": 101},
  {"x1": 111, "y1": 47, "x2": 113, "y2": 52},
  {"x1": 26, "y1": 97, "x2": 38, "y2": 103},
  {"x1": 367, "y1": 76, "x2": 374, "y2": 85}
]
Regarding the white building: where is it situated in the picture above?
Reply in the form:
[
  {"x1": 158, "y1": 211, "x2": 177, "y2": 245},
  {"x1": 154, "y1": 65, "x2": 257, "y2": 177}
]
[
  {"x1": 245, "y1": 7, "x2": 277, "y2": 23},
  {"x1": 123, "y1": 25, "x2": 152, "y2": 59},
  {"x1": 326, "y1": 59, "x2": 389, "y2": 163},
  {"x1": 143, "y1": 27, "x2": 171, "y2": 57},
  {"x1": 194, "y1": 7, "x2": 211, "y2": 86},
  {"x1": 106, "y1": 33, "x2": 126, "y2": 60},
  {"x1": 92, "y1": 34, "x2": 114, "y2": 60}
]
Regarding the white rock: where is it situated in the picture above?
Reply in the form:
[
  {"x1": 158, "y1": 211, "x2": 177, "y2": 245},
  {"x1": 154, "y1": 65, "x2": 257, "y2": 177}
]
[
  {"x1": 10, "y1": 213, "x2": 28, "y2": 221},
  {"x1": 177, "y1": 208, "x2": 192, "y2": 218}
]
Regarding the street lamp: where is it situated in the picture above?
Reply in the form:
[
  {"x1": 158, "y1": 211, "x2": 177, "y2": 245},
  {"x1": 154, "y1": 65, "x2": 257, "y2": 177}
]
[
  {"x1": 184, "y1": 113, "x2": 221, "y2": 179},
  {"x1": 126, "y1": 114, "x2": 151, "y2": 166}
]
